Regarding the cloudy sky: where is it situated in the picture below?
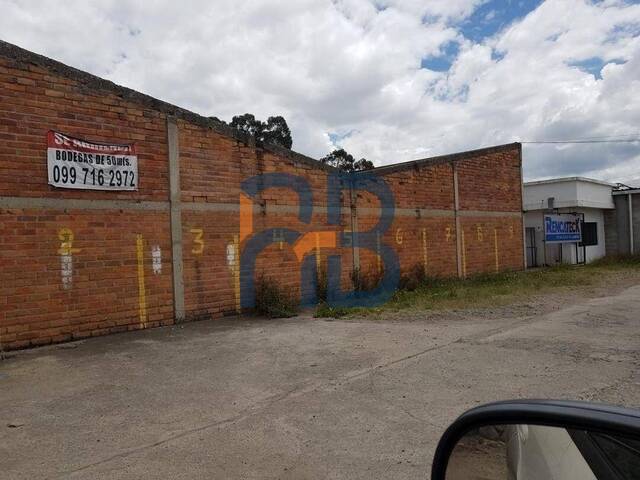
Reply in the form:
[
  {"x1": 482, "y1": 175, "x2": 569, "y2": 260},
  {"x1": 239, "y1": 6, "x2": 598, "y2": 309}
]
[{"x1": 1, "y1": 0, "x2": 639, "y2": 182}]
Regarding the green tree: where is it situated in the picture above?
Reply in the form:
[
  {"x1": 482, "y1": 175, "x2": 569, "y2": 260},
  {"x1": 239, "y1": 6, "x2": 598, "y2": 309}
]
[
  {"x1": 263, "y1": 116, "x2": 292, "y2": 149},
  {"x1": 230, "y1": 113, "x2": 292, "y2": 149},
  {"x1": 230, "y1": 113, "x2": 261, "y2": 136},
  {"x1": 320, "y1": 148, "x2": 374, "y2": 172}
]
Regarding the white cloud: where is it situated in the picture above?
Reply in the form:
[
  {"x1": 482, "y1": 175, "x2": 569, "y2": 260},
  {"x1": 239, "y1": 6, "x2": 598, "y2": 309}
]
[
  {"x1": 378, "y1": 0, "x2": 486, "y2": 22},
  {"x1": 0, "y1": 0, "x2": 639, "y2": 182}
]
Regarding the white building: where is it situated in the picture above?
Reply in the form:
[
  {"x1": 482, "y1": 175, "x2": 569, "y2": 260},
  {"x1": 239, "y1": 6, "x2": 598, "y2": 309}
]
[{"x1": 523, "y1": 177, "x2": 615, "y2": 267}]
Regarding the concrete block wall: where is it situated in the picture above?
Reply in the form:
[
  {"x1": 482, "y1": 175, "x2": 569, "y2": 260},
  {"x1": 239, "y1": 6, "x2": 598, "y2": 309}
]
[
  {"x1": 0, "y1": 41, "x2": 524, "y2": 350},
  {"x1": 604, "y1": 208, "x2": 619, "y2": 256},
  {"x1": 606, "y1": 193, "x2": 640, "y2": 255}
]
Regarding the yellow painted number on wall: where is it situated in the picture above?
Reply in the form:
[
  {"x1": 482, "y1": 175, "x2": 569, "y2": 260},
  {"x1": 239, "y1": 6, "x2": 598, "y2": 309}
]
[
  {"x1": 58, "y1": 228, "x2": 80, "y2": 255},
  {"x1": 395, "y1": 228, "x2": 403, "y2": 245},
  {"x1": 509, "y1": 225, "x2": 515, "y2": 238},
  {"x1": 191, "y1": 228, "x2": 204, "y2": 254},
  {"x1": 272, "y1": 228, "x2": 285, "y2": 250},
  {"x1": 476, "y1": 226, "x2": 484, "y2": 242},
  {"x1": 445, "y1": 227, "x2": 452, "y2": 242}
]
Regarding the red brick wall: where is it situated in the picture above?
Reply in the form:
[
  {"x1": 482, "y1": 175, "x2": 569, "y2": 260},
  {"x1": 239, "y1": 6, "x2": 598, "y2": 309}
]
[
  {"x1": 455, "y1": 148, "x2": 524, "y2": 276},
  {"x1": 0, "y1": 43, "x2": 524, "y2": 350},
  {"x1": 356, "y1": 150, "x2": 524, "y2": 282},
  {"x1": 457, "y1": 151, "x2": 523, "y2": 212},
  {"x1": 0, "y1": 209, "x2": 174, "y2": 349},
  {"x1": 0, "y1": 50, "x2": 174, "y2": 349},
  {"x1": 0, "y1": 60, "x2": 169, "y2": 201}
]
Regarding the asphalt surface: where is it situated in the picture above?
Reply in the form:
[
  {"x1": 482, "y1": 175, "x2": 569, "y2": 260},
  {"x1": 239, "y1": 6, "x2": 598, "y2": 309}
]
[{"x1": 1, "y1": 283, "x2": 639, "y2": 479}]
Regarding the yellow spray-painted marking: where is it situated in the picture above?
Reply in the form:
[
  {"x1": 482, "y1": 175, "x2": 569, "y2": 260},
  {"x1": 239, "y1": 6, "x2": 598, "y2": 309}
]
[
  {"x1": 191, "y1": 228, "x2": 204, "y2": 255},
  {"x1": 395, "y1": 228, "x2": 403, "y2": 245},
  {"x1": 58, "y1": 228, "x2": 81, "y2": 290},
  {"x1": 233, "y1": 234, "x2": 241, "y2": 314},
  {"x1": 421, "y1": 228, "x2": 428, "y2": 275},
  {"x1": 58, "y1": 228, "x2": 81, "y2": 255},
  {"x1": 315, "y1": 232, "x2": 322, "y2": 278},
  {"x1": 136, "y1": 234, "x2": 147, "y2": 327},
  {"x1": 376, "y1": 231, "x2": 382, "y2": 274},
  {"x1": 271, "y1": 229, "x2": 285, "y2": 250},
  {"x1": 293, "y1": 231, "x2": 337, "y2": 261},
  {"x1": 461, "y1": 228, "x2": 467, "y2": 278},
  {"x1": 445, "y1": 226, "x2": 452, "y2": 242},
  {"x1": 494, "y1": 228, "x2": 499, "y2": 273}
]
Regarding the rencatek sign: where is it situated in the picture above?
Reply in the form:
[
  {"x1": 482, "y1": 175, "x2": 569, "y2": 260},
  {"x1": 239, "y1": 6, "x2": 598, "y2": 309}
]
[{"x1": 544, "y1": 214, "x2": 582, "y2": 243}]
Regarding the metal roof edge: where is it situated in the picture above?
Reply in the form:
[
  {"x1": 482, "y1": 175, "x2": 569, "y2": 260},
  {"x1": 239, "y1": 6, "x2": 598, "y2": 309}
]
[{"x1": 524, "y1": 176, "x2": 615, "y2": 188}]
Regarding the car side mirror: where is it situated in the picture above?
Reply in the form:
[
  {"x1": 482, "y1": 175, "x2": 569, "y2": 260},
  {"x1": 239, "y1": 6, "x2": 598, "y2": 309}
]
[{"x1": 431, "y1": 400, "x2": 640, "y2": 480}]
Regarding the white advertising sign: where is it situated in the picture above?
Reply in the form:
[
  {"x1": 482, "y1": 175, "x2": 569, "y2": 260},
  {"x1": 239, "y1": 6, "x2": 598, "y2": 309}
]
[
  {"x1": 47, "y1": 131, "x2": 138, "y2": 190},
  {"x1": 544, "y1": 214, "x2": 582, "y2": 243}
]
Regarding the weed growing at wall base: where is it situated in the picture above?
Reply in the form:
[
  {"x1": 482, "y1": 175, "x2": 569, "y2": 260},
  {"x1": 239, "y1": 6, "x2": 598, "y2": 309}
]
[
  {"x1": 314, "y1": 256, "x2": 640, "y2": 318},
  {"x1": 314, "y1": 303, "x2": 350, "y2": 319},
  {"x1": 254, "y1": 275, "x2": 298, "y2": 318}
]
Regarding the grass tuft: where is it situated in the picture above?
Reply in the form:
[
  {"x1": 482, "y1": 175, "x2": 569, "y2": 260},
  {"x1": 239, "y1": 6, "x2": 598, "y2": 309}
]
[
  {"x1": 314, "y1": 302, "x2": 351, "y2": 319},
  {"x1": 589, "y1": 254, "x2": 640, "y2": 268},
  {"x1": 314, "y1": 255, "x2": 640, "y2": 317}
]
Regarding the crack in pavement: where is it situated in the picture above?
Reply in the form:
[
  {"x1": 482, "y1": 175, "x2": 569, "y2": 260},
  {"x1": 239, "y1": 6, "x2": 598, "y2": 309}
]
[
  {"x1": 65, "y1": 307, "x2": 597, "y2": 476},
  {"x1": 65, "y1": 385, "x2": 302, "y2": 476},
  {"x1": 64, "y1": 315, "x2": 539, "y2": 476}
]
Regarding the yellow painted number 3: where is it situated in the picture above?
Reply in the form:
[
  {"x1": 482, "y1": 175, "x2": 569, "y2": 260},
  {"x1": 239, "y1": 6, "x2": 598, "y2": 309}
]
[{"x1": 191, "y1": 228, "x2": 204, "y2": 254}]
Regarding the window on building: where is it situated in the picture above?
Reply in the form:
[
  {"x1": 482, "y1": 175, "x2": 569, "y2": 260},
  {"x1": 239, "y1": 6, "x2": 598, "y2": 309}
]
[{"x1": 581, "y1": 222, "x2": 598, "y2": 246}]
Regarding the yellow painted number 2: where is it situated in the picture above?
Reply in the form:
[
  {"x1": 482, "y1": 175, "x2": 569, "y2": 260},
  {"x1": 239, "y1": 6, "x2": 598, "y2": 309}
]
[{"x1": 58, "y1": 228, "x2": 80, "y2": 255}]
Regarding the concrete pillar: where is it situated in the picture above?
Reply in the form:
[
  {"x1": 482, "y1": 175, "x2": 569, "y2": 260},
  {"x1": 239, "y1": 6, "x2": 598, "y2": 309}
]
[
  {"x1": 167, "y1": 117, "x2": 185, "y2": 322},
  {"x1": 349, "y1": 186, "x2": 360, "y2": 275},
  {"x1": 453, "y1": 163, "x2": 463, "y2": 278},
  {"x1": 519, "y1": 144, "x2": 526, "y2": 269},
  {"x1": 629, "y1": 193, "x2": 635, "y2": 255}
]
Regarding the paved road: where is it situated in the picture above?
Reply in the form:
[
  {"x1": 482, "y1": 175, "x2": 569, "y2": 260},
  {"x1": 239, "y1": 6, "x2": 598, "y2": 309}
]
[{"x1": 1, "y1": 284, "x2": 639, "y2": 479}]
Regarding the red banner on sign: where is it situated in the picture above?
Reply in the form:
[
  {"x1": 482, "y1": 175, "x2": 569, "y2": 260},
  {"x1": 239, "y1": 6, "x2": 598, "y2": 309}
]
[
  {"x1": 47, "y1": 131, "x2": 136, "y2": 155},
  {"x1": 47, "y1": 130, "x2": 139, "y2": 191}
]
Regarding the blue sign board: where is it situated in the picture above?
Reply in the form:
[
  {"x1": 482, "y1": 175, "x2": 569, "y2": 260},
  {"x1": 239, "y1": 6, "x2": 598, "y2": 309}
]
[{"x1": 544, "y1": 214, "x2": 582, "y2": 243}]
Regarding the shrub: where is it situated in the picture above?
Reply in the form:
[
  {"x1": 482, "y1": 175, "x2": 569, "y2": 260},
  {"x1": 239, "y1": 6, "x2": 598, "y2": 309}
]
[
  {"x1": 398, "y1": 263, "x2": 427, "y2": 291},
  {"x1": 351, "y1": 267, "x2": 385, "y2": 292},
  {"x1": 316, "y1": 266, "x2": 328, "y2": 302},
  {"x1": 350, "y1": 267, "x2": 363, "y2": 292},
  {"x1": 254, "y1": 275, "x2": 297, "y2": 318}
]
